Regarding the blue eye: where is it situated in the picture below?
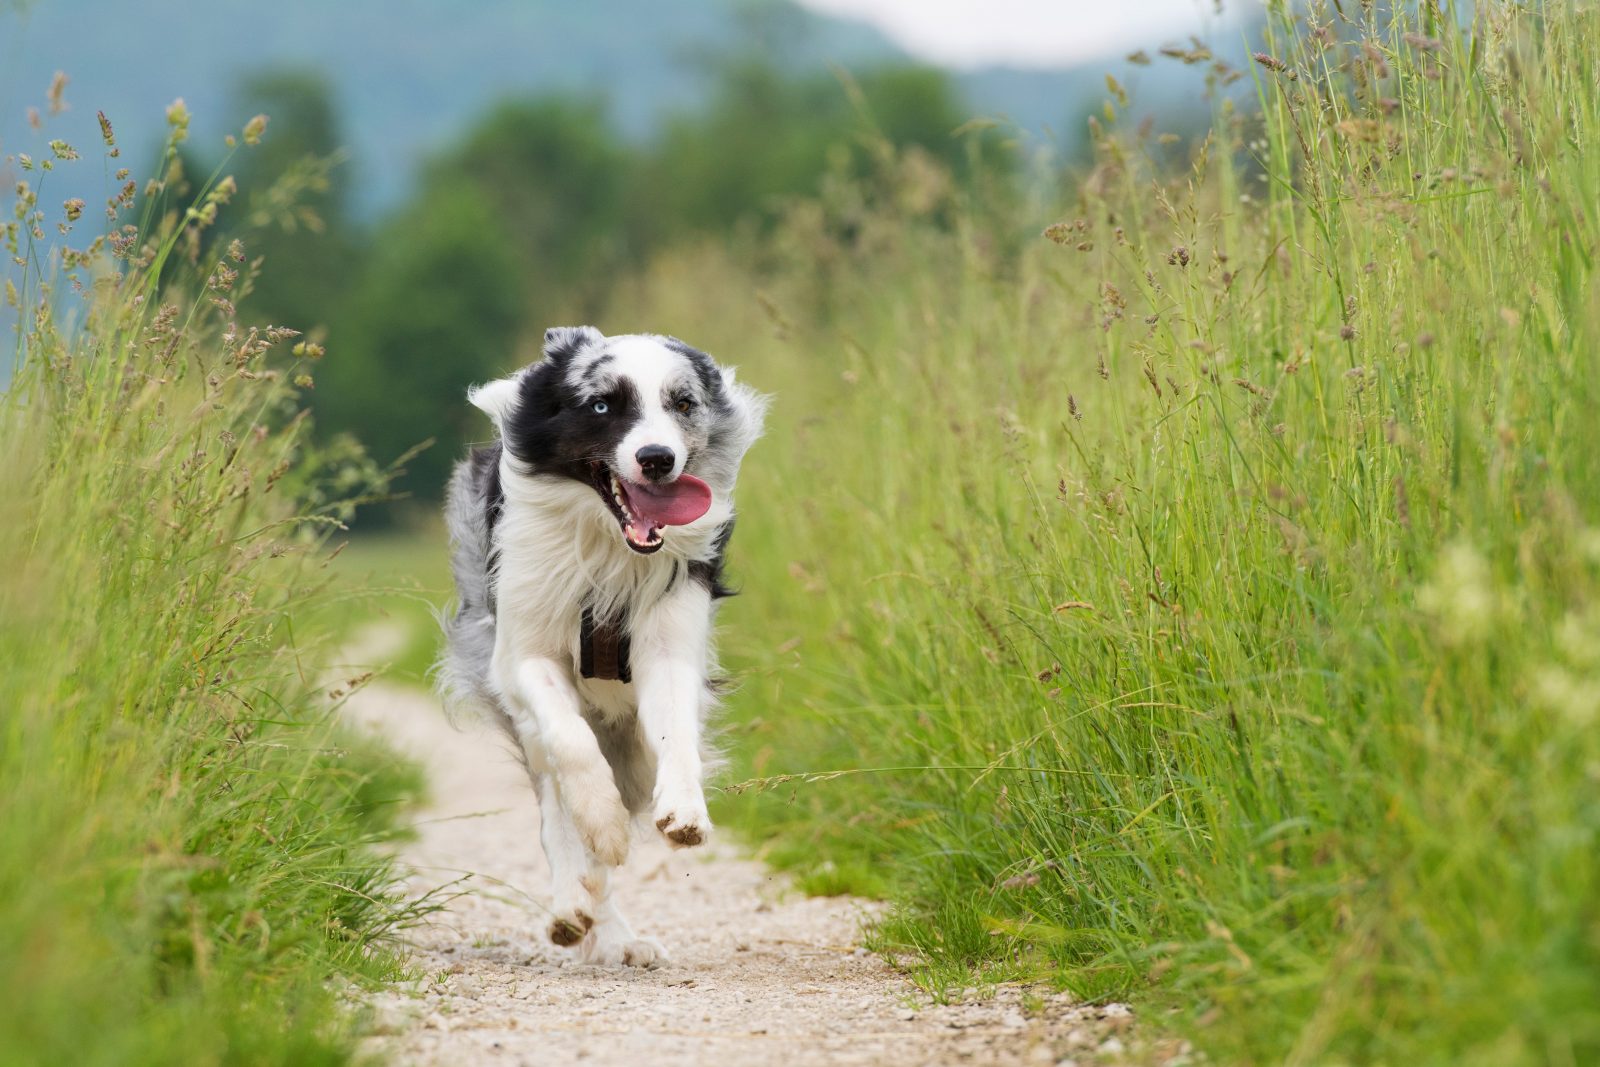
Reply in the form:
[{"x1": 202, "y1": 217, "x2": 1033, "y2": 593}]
[{"x1": 591, "y1": 400, "x2": 609, "y2": 414}]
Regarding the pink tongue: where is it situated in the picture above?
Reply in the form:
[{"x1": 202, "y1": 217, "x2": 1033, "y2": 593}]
[{"x1": 620, "y1": 473, "x2": 713, "y2": 528}]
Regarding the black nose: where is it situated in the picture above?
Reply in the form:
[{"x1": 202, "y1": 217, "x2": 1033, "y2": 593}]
[{"x1": 636, "y1": 445, "x2": 676, "y2": 481}]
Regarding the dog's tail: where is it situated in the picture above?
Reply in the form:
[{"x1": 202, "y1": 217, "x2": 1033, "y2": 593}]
[{"x1": 435, "y1": 441, "x2": 504, "y2": 725}]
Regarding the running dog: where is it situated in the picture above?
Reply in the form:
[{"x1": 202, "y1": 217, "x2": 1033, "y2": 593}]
[{"x1": 438, "y1": 325, "x2": 766, "y2": 967}]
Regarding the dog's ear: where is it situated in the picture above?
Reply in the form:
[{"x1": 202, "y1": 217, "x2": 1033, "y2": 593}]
[
  {"x1": 467, "y1": 373, "x2": 523, "y2": 432},
  {"x1": 542, "y1": 325, "x2": 603, "y2": 363}
]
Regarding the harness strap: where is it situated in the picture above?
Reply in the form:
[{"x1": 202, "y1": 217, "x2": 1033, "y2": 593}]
[{"x1": 579, "y1": 605, "x2": 632, "y2": 683}]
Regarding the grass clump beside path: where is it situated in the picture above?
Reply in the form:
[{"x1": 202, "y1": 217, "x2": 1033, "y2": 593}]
[
  {"x1": 1, "y1": 111, "x2": 419, "y2": 1064},
  {"x1": 607, "y1": 2, "x2": 1600, "y2": 1063}
]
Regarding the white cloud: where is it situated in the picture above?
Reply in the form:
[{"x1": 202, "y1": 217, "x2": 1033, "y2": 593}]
[{"x1": 797, "y1": 0, "x2": 1244, "y2": 69}]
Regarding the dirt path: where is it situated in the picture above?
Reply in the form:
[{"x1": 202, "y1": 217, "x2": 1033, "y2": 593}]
[{"x1": 343, "y1": 682, "x2": 1138, "y2": 1066}]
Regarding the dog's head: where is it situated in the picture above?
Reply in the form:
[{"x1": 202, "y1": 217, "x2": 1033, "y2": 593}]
[{"x1": 469, "y1": 326, "x2": 766, "y2": 555}]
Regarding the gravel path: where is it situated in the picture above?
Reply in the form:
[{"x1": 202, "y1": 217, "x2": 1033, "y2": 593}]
[{"x1": 343, "y1": 682, "x2": 1138, "y2": 1066}]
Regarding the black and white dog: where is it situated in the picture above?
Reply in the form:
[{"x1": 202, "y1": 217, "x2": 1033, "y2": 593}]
[{"x1": 438, "y1": 326, "x2": 766, "y2": 967}]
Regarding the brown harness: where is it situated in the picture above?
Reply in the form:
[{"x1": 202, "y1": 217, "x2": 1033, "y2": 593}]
[{"x1": 579, "y1": 605, "x2": 632, "y2": 683}]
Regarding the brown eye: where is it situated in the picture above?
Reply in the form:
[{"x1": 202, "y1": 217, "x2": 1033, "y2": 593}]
[{"x1": 675, "y1": 398, "x2": 692, "y2": 414}]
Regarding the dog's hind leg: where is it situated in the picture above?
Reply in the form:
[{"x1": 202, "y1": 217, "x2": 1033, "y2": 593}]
[
  {"x1": 573, "y1": 865, "x2": 665, "y2": 969},
  {"x1": 593, "y1": 712, "x2": 657, "y2": 817},
  {"x1": 534, "y1": 772, "x2": 600, "y2": 948},
  {"x1": 535, "y1": 772, "x2": 665, "y2": 967}
]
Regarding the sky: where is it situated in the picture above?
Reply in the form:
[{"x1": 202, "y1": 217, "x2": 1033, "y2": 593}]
[{"x1": 795, "y1": 0, "x2": 1243, "y2": 69}]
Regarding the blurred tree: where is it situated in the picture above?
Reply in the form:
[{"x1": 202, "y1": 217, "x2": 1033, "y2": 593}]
[
  {"x1": 630, "y1": 60, "x2": 1005, "y2": 243},
  {"x1": 315, "y1": 184, "x2": 522, "y2": 504},
  {"x1": 421, "y1": 96, "x2": 629, "y2": 313},
  {"x1": 227, "y1": 70, "x2": 359, "y2": 342}
]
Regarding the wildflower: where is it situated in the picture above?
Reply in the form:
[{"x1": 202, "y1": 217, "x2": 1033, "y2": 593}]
[
  {"x1": 1555, "y1": 609, "x2": 1600, "y2": 669},
  {"x1": 62, "y1": 198, "x2": 84, "y2": 222},
  {"x1": 48, "y1": 140, "x2": 78, "y2": 161},
  {"x1": 1530, "y1": 666, "x2": 1600, "y2": 727},
  {"x1": 97, "y1": 110, "x2": 116, "y2": 147},
  {"x1": 243, "y1": 114, "x2": 269, "y2": 146},
  {"x1": 1416, "y1": 542, "x2": 1499, "y2": 646},
  {"x1": 166, "y1": 98, "x2": 190, "y2": 143}
]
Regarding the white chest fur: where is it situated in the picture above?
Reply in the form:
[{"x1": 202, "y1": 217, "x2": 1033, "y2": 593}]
[{"x1": 490, "y1": 465, "x2": 728, "y2": 690}]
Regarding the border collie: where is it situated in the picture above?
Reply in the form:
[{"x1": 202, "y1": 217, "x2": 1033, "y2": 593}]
[{"x1": 438, "y1": 326, "x2": 766, "y2": 967}]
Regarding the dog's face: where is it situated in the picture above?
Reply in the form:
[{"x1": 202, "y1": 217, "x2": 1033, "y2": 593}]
[{"x1": 470, "y1": 326, "x2": 764, "y2": 555}]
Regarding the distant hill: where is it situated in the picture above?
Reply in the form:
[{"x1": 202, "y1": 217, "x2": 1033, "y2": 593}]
[{"x1": 0, "y1": 0, "x2": 1225, "y2": 215}]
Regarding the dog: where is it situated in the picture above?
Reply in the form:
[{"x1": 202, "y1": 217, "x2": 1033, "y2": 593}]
[{"x1": 438, "y1": 325, "x2": 766, "y2": 967}]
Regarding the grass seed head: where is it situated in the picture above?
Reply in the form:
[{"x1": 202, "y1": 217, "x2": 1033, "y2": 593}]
[{"x1": 46, "y1": 70, "x2": 68, "y2": 114}]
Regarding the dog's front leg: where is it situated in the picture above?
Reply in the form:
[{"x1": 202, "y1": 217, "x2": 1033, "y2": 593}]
[
  {"x1": 632, "y1": 584, "x2": 713, "y2": 848},
  {"x1": 497, "y1": 654, "x2": 631, "y2": 867}
]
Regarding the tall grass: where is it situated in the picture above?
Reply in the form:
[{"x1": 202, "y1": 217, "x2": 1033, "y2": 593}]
[
  {"x1": 615, "y1": 2, "x2": 1600, "y2": 1062},
  {"x1": 1, "y1": 107, "x2": 418, "y2": 1064}
]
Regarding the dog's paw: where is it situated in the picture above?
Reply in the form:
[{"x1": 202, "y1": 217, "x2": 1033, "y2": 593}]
[
  {"x1": 568, "y1": 783, "x2": 631, "y2": 867},
  {"x1": 580, "y1": 932, "x2": 667, "y2": 969},
  {"x1": 652, "y1": 794, "x2": 712, "y2": 849},
  {"x1": 547, "y1": 907, "x2": 594, "y2": 947}
]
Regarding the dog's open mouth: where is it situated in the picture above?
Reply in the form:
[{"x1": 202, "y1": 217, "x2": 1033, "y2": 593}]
[{"x1": 591, "y1": 465, "x2": 713, "y2": 554}]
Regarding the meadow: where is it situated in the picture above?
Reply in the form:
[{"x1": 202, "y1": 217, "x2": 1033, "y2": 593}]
[
  {"x1": 608, "y1": 3, "x2": 1597, "y2": 1063},
  {"x1": 3, "y1": 1, "x2": 1596, "y2": 1064},
  {"x1": 1, "y1": 113, "x2": 426, "y2": 1064}
]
